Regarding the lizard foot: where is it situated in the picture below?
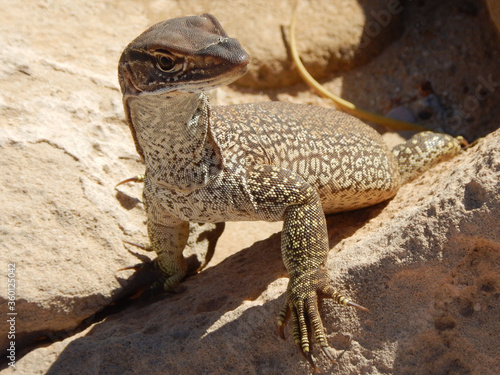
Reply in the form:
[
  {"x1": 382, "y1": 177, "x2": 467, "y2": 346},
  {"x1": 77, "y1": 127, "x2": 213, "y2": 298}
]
[
  {"x1": 148, "y1": 265, "x2": 187, "y2": 293},
  {"x1": 119, "y1": 241, "x2": 188, "y2": 293},
  {"x1": 277, "y1": 269, "x2": 367, "y2": 371},
  {"x1": 117, "y1": 258, "x2": 186, "y2": 295}
]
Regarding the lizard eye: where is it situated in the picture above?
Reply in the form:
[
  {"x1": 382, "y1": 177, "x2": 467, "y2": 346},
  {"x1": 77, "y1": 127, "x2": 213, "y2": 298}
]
[{"x1": 155, "y1": 53, "x2": 177, "y2": 72}]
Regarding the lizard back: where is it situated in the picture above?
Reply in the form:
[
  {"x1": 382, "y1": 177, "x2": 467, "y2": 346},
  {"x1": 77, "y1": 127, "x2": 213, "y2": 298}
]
[{"x1": 211, "y1": 101, "x2": 401, "y2": 213}]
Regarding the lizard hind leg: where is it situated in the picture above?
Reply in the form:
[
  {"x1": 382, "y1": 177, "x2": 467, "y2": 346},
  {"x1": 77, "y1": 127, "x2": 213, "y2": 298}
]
[{"x1": 393, "y1": 131, "x2": 464, "y2": 184}]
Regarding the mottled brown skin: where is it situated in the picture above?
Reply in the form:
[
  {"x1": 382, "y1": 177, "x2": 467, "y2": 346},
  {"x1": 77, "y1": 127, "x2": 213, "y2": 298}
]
[{"x1": 117, "y1": 14, "x2": 462, "y2": 369}]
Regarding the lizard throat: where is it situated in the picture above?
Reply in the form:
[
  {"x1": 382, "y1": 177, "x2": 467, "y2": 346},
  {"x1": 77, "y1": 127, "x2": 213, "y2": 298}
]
[{"x1": 127, "y1": 92, "x2": 223, "y2": 190}]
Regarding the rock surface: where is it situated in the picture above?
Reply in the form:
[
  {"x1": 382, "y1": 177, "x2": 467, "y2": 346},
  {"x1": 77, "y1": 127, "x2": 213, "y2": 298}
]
[
  {"x1": 10, "y1": 130, "x2": 500, "y2": 374},
  {"x1": 1, "y1": 0, "x2": 499, "y2": 373}
]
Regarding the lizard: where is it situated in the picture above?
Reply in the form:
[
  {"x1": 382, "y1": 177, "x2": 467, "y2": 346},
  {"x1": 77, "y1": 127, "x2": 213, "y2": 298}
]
[{"x1": 117, "y1": 13, "x2": 463, "y2": 370}]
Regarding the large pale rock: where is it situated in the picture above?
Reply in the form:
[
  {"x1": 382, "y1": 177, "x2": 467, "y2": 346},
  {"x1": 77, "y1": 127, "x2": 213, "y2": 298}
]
[{"x1": 10, "y1": 131, "x2": 500, "y2": 374}]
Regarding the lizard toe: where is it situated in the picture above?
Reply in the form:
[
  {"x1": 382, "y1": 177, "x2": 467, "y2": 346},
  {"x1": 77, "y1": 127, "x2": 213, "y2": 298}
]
[
  {"x1": 320, "y1": 284, "x2": 369, "y2": 312},
  {"x1": 116, "y1": 258, "x2": 156, "y2": 273},
  {"x1": 277, "y1": 303, "x2": 291, "y2": 340},
  {"x1": 284, "y1": 292, "x2": 327, "y2": 371},
  {"x1": 115, "y1": 174, "x2": 145, "y2": 187},
  {"x1": 281, "y1": 270, "x2": 364, "y2": 369},
  {"x1": 155, "y1": 266, "x2": 188, "y2": 293}
]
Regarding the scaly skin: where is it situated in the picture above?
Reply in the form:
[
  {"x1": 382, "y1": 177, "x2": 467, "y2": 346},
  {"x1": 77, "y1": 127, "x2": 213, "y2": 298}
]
[{"x1": 117, "y1": 14, "x2": 463, "y2": 369}]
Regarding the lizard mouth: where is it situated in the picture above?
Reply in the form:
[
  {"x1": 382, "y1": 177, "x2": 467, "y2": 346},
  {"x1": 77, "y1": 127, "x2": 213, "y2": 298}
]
[
  {"x1": 183, "y1": 55, "x2": 250, "y2": 93},
  {"x1": 160, "y1": 37, "x2": 250, "y2": 94},
  {"x1": 121, "y1": 63, "x2": 144, "y2": 96}
]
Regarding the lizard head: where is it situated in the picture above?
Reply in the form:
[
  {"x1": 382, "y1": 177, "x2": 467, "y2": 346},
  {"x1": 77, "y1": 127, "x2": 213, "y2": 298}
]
[{"x1": 118, "y1": 14, "x2": 250, "y2": 97}]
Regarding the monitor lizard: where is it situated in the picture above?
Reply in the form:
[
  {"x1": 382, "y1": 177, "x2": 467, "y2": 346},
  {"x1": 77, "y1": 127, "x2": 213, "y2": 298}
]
[{"x1": 117, "y1": 13, "x2": 463, "y2": 370}]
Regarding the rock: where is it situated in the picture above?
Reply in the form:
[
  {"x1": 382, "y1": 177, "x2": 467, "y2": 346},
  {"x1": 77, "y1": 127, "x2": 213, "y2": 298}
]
[
  {"x1": 0, "y1": 0, "x2": 147, "y2": 350},
  {"x1": 487, "y1": 0, "x2": 500, "y2": 33},
  {"x1": 385, "y1": 105, "x2": 417, "y2": 123},
  {"x1": 0, "y1": 141, "x2": 138, "y2": 351},
  {"x1": 142, "y1": 0, "x2": 405, "y2": 88},
  {"x1": 10, "y1": 130, "x2": 500, "y2": 374}
]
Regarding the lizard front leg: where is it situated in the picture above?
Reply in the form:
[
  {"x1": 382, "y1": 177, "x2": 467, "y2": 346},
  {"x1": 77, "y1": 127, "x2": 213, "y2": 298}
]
[
  {"x1": 278, "y1": 192, "x2": 368, "y2": 369},
  {"x1": 139, "y1": 171, "x2": 192, "y2": 292},
  {"x1": 246, "y1": 165, "x2": 365, "y2": 368}
]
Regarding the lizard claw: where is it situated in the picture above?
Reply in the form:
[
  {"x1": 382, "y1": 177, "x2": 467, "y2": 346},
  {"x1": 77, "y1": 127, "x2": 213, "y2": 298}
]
[
  {"x1": 116, "y1": 263, "x2": 142, "y2": 272},
  {"x1": 116, "y1": 259, "x2": 157, "y2": 273},
  {"x1": 320, "y1": 284, "x2": 369, "y2": 312},
  {"x1": 321, "y1": 345, "x2": 337, "y2": 363},
  {"x1": 302, "y1": 350, "x2": 320, "y2": 373},
  {"x1": 122, "y1": 240, "x2": 153, "y2": 252},
  {"x1": 117, "y1": 242, "x2": 157, "y2": 273},
  {"x1": 345, "y1": 300, "x2": 369, "y2": 312},
  {"x1": 115, "y1": 174, "x2": 145, "y2": 187}
]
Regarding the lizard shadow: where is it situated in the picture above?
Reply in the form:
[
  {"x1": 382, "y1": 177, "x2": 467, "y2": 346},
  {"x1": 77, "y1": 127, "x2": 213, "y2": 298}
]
[
  {"x1": 114, "y1": 189, "x2": 142, "y2": 210},
  {"x1": 45, "y1": 202, "x2": 390, "y2": 373}
]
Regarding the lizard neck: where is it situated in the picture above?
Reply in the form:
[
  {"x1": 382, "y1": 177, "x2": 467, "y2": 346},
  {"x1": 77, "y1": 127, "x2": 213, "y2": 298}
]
[{"x1": 127, "y1": 92, "x2": 223, "y2": 190}]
